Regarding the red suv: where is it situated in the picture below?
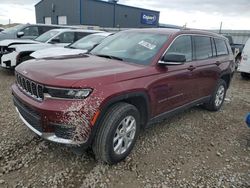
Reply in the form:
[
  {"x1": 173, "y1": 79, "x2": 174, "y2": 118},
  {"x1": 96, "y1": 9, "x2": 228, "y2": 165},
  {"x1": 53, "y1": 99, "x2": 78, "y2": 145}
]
[{"x1": 12, "y1": 29, "x2": 235, "y2": 164}]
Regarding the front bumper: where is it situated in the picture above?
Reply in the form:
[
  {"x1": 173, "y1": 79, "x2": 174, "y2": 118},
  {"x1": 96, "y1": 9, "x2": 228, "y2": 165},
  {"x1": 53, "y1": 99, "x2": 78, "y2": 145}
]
[
  {"x1": 12, "y1": 84, "x2": 93, "y2": 146},
  {"x1": 15, "y1": 107, "x2": 79, "y2": 145},
  {"x1": 1, "y1": 51, "x2": 18, "y2": 68}
]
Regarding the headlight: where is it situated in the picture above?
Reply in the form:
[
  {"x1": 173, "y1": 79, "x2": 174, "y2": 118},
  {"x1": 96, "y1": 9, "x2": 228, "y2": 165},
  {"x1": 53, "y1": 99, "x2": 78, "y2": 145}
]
[{"x1": 44, "y1": 87, "x2": 92, "y2": 99}]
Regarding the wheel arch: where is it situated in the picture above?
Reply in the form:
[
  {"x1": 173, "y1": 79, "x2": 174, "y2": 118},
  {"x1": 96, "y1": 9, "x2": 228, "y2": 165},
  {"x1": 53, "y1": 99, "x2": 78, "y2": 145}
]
[{"x1": 86, "y1": 91, "x2": 151, "y2": 147}]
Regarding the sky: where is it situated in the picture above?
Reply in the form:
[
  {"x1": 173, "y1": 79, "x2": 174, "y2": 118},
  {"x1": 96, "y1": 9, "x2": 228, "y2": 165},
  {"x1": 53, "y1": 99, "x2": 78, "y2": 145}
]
[{"x1": 0, "y1": 0, "x2": 250, "y2": 30}]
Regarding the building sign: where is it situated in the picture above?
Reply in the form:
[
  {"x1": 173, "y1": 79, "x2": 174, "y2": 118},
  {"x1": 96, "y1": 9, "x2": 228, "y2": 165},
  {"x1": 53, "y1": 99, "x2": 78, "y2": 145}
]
[{"x1": 141, "y1": 12, "x2": 158, "y2": 25}]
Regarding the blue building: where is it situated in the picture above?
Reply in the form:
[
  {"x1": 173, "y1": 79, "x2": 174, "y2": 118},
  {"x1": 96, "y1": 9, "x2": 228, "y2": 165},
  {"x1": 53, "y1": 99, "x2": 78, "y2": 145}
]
[{"x1": 35, "y1": 0, "x2": 160, "y2": 28}]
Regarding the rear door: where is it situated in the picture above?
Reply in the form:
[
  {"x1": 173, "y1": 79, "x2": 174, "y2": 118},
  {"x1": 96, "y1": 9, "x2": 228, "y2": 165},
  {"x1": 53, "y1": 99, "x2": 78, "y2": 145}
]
[
  {"x1": 192, "y1": 36, "x2": 230, "y2": 99},
  {"x1": 191, "y1": 35, "x2": 219, "y2": 99}
]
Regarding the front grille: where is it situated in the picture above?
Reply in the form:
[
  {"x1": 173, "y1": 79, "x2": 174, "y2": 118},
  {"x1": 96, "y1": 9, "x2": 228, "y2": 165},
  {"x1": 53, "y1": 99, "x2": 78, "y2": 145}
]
[
  {"x1": 13, "y1": 96, "x2": 42, "y2": 132},
  {"x1": 16, "y1": 73, "x2": 44, "y2": 101}
]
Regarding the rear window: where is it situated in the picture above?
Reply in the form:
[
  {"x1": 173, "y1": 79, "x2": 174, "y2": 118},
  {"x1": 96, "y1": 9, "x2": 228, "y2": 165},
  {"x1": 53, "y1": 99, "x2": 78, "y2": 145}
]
[
  {"x1": 214, "y1": 38, "x2": 228, "y2": 56},
  {"x1": 193, "y1": 36, "x2": 213, "y2": 60}
]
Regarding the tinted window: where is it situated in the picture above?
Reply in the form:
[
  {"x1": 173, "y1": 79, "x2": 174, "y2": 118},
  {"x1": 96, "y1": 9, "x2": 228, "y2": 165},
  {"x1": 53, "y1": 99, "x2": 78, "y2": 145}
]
[
  {"x1": 54, "y1": 32, "x2": 75, "y2": 43},
  {"x1": 214, "y1": 38, "x2": 228, "y2": 56},
  {"x1": 193, "y1": 36, "x2": 212, "y2": 60},
  {"x1": 166, "y1": 35, "x2": 192, "y2": 61},
  {"x1": 76, "y1": 32, "x2": 93, "y2": 40},
  {"x1": 22, "y1": 26, "x2": 39, "y2": 37},
  {"x1": 38, "y1": 26, "x2": 59, "y2": 35}
]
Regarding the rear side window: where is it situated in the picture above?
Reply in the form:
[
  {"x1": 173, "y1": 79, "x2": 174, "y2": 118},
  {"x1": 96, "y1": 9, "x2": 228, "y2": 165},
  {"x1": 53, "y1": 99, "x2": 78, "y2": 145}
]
[
  {"x1": 193, "y1": 36, "x2": 213, "y2": 60},
  {"x1": 167, "y1": 35, "x2": 192, "y2": 61},
  {"x1": 214, "y1": 38, "x2": 228, "y2": 56}
]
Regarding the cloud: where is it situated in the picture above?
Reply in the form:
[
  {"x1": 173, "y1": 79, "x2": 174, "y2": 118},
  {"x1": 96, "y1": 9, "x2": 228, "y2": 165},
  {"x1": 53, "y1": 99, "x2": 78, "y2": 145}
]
[
  {"x1": 120, "y1": 0, "x2": 250, "y2": 16},
  {"x1": 0, "y1": 0, "x2": 39, "y2": 5},
  {"x1": 0, "y1": 0, "x2": 249, "y2": 29}
]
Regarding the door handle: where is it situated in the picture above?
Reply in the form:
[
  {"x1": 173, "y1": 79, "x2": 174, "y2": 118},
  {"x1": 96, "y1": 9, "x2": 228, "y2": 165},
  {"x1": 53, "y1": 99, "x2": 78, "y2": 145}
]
[
  {"x1": 215, "y1": 61, "x2": 222, "y2": 66},
  {"x1": 187, "y1": 65, "x2": 196, "y2": 71}
]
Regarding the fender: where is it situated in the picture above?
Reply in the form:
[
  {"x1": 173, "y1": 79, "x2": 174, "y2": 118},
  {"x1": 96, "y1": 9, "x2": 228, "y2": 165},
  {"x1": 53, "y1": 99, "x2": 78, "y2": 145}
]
[{"x1": 84, "y1": 91, "x2": 151, "y2": 147}]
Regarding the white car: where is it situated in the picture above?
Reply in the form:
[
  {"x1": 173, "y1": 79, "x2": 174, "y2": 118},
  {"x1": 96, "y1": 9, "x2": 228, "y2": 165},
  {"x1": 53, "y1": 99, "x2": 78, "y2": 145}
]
[
  {"x1": 30, "y1": 32, "x2": 113, "y2": 59},
  {"x1": 0, "y1": 29, "x2": 102, "y2": 69},
  {"x1": 238, "y1": 38, "x2": 250, "y2": 78}
]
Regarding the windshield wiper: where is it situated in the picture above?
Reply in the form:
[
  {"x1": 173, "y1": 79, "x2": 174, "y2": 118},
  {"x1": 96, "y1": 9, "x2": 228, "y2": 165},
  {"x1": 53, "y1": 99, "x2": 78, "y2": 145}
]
[{"x1": 94, "y1": 54, "x2": 123, "y2": 61}]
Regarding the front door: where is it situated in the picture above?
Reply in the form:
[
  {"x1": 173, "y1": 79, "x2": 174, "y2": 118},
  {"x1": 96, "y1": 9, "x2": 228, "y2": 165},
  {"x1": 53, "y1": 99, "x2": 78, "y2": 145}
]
[{"x1": 151, "y1": 35, "x2": 197, "y2": 116}]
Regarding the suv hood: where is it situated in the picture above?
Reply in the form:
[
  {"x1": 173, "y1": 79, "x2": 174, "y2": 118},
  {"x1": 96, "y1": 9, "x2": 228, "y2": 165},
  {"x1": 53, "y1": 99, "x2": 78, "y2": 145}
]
[
  {"x1": 16, "y1": 55, "x2": 147, "y2": 88},
  {"x1": 12, "y1": 43, "x2": 52, "y2": 52},
  {"x1": 0, "y1": 39, "x2": 39, "y2": 47},
  {"x1": 30, "y1": 47, "x2": 88, "y2": 59}
]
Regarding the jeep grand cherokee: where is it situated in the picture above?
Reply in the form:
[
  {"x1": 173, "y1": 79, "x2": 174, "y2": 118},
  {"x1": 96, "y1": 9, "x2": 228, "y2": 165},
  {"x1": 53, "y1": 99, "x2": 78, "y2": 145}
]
[{"x1": 12, "y1": 28, "x2": 235, "y2": 164}]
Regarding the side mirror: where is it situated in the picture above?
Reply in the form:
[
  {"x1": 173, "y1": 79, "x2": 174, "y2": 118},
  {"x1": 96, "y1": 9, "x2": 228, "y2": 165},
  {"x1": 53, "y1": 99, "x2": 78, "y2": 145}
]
[
  {"x1": 159, "y1": 53, "x2": 186, "y2": 65},
  {"x1": 17, "y1": 31, "x2": 24, "y2": 38},
  {"x1": 49, "y1": 38, "x2": 60, "y2": 44}
]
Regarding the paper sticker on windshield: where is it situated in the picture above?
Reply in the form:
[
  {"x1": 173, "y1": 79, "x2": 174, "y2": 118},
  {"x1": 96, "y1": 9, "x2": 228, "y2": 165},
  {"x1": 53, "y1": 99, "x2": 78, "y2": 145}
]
[{"x1": 138, "y1": 40, "x2": 156, "y2": 50}]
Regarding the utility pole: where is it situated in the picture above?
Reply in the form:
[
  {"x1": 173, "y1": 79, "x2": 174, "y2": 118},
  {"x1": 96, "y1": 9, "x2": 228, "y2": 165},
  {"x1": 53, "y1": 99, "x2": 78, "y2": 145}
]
[
  {"x1": 219, "y1": 22, "x2": 223, "y2": 34},
  {"x1": 9, "y1": 19, "x2": 11, "y2": 25}
]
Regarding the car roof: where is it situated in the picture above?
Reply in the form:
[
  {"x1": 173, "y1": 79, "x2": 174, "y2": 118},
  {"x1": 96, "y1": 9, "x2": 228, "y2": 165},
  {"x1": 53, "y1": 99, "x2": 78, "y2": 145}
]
[
  {"x1": 48, "y1": 28, "x2": 103, "y2": 33},
  {"x1": 124, "y1": 28, "x2": 226, "y2": 39}
]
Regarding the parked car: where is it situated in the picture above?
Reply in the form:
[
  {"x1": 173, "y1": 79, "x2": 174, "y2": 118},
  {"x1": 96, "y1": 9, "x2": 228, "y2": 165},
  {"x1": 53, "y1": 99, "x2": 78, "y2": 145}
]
[
  {"x1": 238, "y1": 38, "x2": 250, "y2": 78},
  {"x1": 0, "y1": 27, "x2": 4, "y2": 32},
  {"x1": 0, "y1": 23, "x2": 72, "y2": 41},
  {"x1": 1, "y1": 29, "x2": 102, "y2": 68},
  {"x1": 12, "y1": 28, "x2": 235, "y2": 164},
  {"x1": 224, "y1": 35, "x2": 244, "y2": 68},
  {"x1": 0, "y1": 24, "x2": 81, "y2": 62},
  {"x1": 30, "y1": 32, "x2": 113, "y2": 59}
]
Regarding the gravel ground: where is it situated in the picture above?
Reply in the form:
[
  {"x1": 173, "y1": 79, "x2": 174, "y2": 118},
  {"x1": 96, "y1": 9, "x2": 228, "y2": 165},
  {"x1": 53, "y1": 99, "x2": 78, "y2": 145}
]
[{"x1": 0, "y1": 68, "x2": 249, "y2": 188}]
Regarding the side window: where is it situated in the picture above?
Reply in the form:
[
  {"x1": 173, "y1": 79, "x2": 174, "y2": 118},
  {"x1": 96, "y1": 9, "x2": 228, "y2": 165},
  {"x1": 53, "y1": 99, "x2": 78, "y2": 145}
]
[
  {"x1": 54, "y1": 32, "x2": 75, "y2": 43},
  {"x1": 38, "y1": 26, "x2": 57, "y2": 35},
  {"x1": 211, "y1": 38, "x2": 216, "y2": 57},
  {"x1": 166, "y1": 35, "x2": 192, "y2": 61},
  {"x1": 75, "y1": 32, "x2": 92, "y2": 41},
  {"x1": 22, "y1": 26, "x2": 39, "y2": 37},
  {"x1": 214, "y1": 38, "x2": 228, "y2": 56},
  {"x1": 193, "y1": 36, "x2": 213, "y2": 60}
]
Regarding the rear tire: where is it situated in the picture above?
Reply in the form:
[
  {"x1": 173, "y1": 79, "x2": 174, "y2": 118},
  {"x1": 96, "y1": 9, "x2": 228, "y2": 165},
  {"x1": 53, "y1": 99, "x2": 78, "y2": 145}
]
[
  {"x1": 204, "y1": 79, "x2": 227, "y2": 111},
  {"x1": 92, "y1": 102, "x2": 140, "y2": 164}
]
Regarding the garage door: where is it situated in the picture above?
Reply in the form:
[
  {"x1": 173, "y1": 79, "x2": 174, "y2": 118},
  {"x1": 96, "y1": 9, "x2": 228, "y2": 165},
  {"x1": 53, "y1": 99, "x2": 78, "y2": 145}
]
[
  {"x1": 58, "y1": 16, "x2": 67, "y2": 25},
  {"x1": 44, "y1": 17, "x2": 51, "y2": 24}
]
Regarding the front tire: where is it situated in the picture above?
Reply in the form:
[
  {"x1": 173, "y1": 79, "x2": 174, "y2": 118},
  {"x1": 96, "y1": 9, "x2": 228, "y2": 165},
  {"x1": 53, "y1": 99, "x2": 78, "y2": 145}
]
[
  {"x1": 204, "y1": 79, "x2": 227, "y2": 111},
  {"x1": 92, "y1": 102, "x2": 140, "y2": 164}
]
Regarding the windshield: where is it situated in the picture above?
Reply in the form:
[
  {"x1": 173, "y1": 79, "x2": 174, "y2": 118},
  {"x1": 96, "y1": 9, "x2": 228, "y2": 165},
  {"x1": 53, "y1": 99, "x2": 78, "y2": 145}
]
[
  {"x1": 35, "y1": 30, "x2": 59, "y2": 42},
  {"x1": 2, "y1": 24, "x2": 24, "y2": 34},
  {"x1": 91, "y1": 31, "x2": 169, "y2": 65},
  {"x1": 70, "y1": 34, "x2": 107, "y2": 50}
]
